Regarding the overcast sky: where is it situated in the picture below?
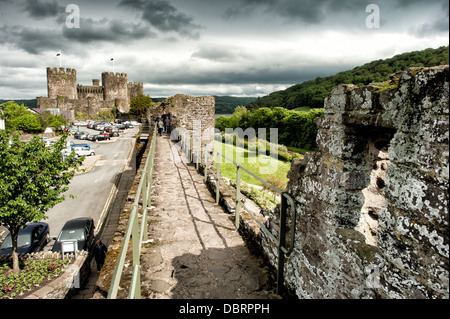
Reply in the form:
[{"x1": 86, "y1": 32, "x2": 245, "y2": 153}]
[{"x1": 0, "y1": 0, "x2": 448, "y2": 99}]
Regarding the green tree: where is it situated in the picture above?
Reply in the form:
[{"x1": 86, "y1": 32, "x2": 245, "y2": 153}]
[
  {"x1": 0, "y1": 132, "x2": 82, "y2": 273},
  {"x1": 215, "y1": 116, "x2": 230, "y2": 132},
  {"x1": 0, "y1": 101, "x2": 42, "y2": 133},
  {"x1": 10, "y1": 114, "x2": 42, "y2": 133},
  {"x1": 130, "y1": 94, "x2": 154, "y2": 118}
]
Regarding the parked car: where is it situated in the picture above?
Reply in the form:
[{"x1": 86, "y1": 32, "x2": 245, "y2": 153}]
[
  {"x1": 0, "y1": 222, "x2": 50, "y2": 256},
  {"x1": 74, "y1": 131, "x2": 88, "y2": 139},
  {"x1": 62, "y1": 144, "x2": 95, "y2": 158},
  {"x1": 95, "y1": 134, "x2": 110, "y2": 141},
  {"x1": 86, "y1": 134, "x2": 97, "y2": 141},
  {"x1": 102, "y1": 130, "x2": 119, "y2": 138},
  {"x1": 51, "y1": 218, "x2": 95, "y2": 254}
]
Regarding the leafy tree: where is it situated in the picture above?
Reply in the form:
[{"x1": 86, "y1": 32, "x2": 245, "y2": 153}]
[
  {"x1": 129, "y1": 94, "x2": 154, "y2": 118},
  {"x1": 40, "y1": 111, "x2": 69, "y2": 130},
  {"x1": 10, "y1": 114, "x2": 42, "y2": 133},
  {"x1": 0, "y1": 132, "x2": 82, "y2": 273},
  {"x1": 0, "y1": 101, "x2": 42, "y2": 133},
  {"x1": 215, "y1": 116, "x2": 230, "y2": 132}
]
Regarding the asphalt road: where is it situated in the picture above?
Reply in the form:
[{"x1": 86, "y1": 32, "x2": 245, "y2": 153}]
[{"x1": 0, "y1": 126, "x2": 138, "y2": 251}]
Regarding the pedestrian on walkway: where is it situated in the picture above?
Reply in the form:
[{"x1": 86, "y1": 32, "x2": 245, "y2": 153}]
[
  {"x1": 93, "y1": 240, "x2": 108, "y2": 273},
  {"x1": 164, "y1": 116, "x2": 171, "y2": 136},
  {"x1": 157, "y1": 118, "x2": 164, "y2": 136}
]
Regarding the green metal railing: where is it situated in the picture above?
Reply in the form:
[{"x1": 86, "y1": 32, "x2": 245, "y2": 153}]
[
  {"x1": 177, "y1": 127, "x2": 296, "y2": 294},
  {"x1": 107, "y1": 125, "x2": 157, "y2": 299}
]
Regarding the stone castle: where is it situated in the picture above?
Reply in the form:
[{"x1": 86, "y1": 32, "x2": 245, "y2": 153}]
[{"x1": 37, "y1": 67, "x2": 143, "y2": 117}]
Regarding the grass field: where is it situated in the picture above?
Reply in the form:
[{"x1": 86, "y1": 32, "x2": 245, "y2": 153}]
[
  {"x1": 214, "y1": 140, "x2": 292, "y2": 189},
  {"x1": 293, "y1": 106, "x2": 312, "y2": 113}
]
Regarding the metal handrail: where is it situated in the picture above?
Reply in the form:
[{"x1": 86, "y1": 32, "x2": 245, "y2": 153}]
[
  {"x1": 176, "y1": 127, "x2": 297, "y2": 294},
  {"x1": 107, "y1": 125, "x2": 158, "y2": 299}
]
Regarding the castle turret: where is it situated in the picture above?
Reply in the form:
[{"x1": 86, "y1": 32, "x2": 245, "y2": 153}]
[
  {"x1": 102, "y1": 72, "x2": 128, "y2": 102},
  {"x1": 47, "y1": 67, "x2": 77, "y2": 100}
]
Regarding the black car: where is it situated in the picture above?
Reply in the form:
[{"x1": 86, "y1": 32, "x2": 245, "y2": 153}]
[
  {"x1": 0, "y1": 222, "x2": 50, "y2": 256},
  {"x1": 52, "y1": 218, "x2": 95, "y2": 254},
  {"x1": 94, "y1": 134, "x2": 110, "y2": 141}
]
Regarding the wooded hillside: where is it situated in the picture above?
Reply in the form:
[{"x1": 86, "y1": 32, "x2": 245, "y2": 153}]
[{"x1": 245, "y1": 46, "x2": 449, "y2": 110}]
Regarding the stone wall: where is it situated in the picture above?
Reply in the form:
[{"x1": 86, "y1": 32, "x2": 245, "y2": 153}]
[
  {"x1": 259, "y1": 66, "x2": 449, "y2": 299},
  {"x1": 149, "y1": 94, "x2": 216, "y2": 145}
]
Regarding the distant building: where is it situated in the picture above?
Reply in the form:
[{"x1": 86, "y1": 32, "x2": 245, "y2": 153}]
[{"x1": 37, "y1": 67, "x2": 143, "y2": 119}]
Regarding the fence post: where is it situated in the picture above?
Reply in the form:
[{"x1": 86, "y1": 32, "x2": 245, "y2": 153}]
[
  {"x1": 215, "y1": 153, "x2": 220, "y2": 204},
  {"x1": 235, "y1": 165, "x2": 241, "y2": 230},
  {"x1": 204, "y1": 148, "x2": 208, "y2": 183},
  {"x1": 277, "y1": 193, "x2": 288, "y2": 295},
  {"x1": 141, "y1": 171, "x2": 149, "y2": 242},
  {"x1": 131, "y1": 204, "x2": 140, "y2": 264},
  {"x1": 190, "y1": 135, "x2": 194, "y2": 163}
]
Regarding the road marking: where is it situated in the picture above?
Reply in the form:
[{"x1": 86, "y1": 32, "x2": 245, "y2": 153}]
[
  {"x1": 95, "y1": 173, "x2": 105, "y2": 184},
  {"x1": 95, "y1": 159, "x2": 128, "y2": 166}
]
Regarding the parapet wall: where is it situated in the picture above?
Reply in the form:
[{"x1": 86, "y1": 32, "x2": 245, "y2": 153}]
[
  {"x1": 259, "y1": 66, "x2": 449, "y2": 298},
  {"x1": 149, "y1": 94, "x2": 216, "y2": 145}
]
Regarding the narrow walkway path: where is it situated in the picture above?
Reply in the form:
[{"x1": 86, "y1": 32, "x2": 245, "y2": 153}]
[{"x1": 139, "y1": 134, "x2": 273, "y2": 299}]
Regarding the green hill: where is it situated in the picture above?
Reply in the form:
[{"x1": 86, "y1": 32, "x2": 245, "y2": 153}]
[
  {"x1": 214, "y1": 96, "x2": 257, "y2": 114},
  {"x1": 246, "y1": 46, "x2": 449, "y2": 111}
]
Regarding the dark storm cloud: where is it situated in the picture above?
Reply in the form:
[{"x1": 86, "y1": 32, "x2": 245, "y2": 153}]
[
  {"x1": 23, "y1": 0, "x2": 64, "y2": 19},
  {"x1": 407, "y1": 0, "x2": 449, "y2": 37},
  {"x1": 0, "y1": 25, "x2": 67, "y2": 54},
  {"x1": 191, "y1": 46, "x2": 251, "y2": 63},
  {"x1": 62, "y1": 17, "x2": 156, "y2": 43},
  {"x1": 119, "y1": 0, "x2": 202, "y2": 39},
  {"x1": 223, "y1": 0, "x2": 372, "y2": 24},
  {"x1": 148, "y1": 62, "x2": 348, "y2": 86},
  {"x1": 0, "y1": 15, "x2": 155, "y2": 54}
]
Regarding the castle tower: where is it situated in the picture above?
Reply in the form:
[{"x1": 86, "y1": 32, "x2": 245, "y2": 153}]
[
  {"x1": 102, "y1": 72, "x2": 128, "y2": 102},
  {"x1": 128, "y1": 82, "x2": 144, "y2": 101},
  {"x1": 47, "y1": 67, "x2": 77, "y2": 100}
]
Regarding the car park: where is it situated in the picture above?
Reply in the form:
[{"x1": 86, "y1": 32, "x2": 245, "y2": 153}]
[
  {"x1": 51, "y1": 218, "x2": 95, "y2": 254},
  {"x1": 0, "y1": 222, "x2": 50, "y2": 256}
]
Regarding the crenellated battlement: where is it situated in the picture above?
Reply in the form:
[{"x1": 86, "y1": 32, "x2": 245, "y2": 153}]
[
  {"x1": 102, "y1": 72, "x2": 128, "y2": 78},
  {"x1": 128, "y1": 82, "x2": 144, "y2": 87},
  {"x1": 77, "y1": 85, "x2": 104, "y2": 94},
  {"x1": 47, "y1": 67, "x2": 77, "y2": 76}
]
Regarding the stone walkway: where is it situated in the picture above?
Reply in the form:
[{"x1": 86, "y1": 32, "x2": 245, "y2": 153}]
[{"x1": 139, "y1": 134, "x2": 274, "y2": 299}]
